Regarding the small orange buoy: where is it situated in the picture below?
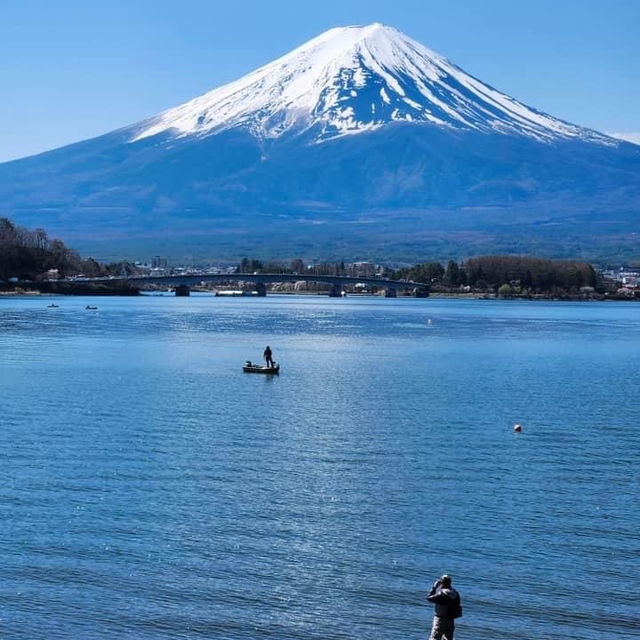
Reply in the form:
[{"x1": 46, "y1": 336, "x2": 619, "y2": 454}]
[{"x1": 514, "y1": 423, "x2": 522, "y2": 432}]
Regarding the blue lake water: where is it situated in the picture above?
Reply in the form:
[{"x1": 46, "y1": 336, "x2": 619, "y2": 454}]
[{"x1": 1, "y1": 294, "x2": 638, "y2": 639}]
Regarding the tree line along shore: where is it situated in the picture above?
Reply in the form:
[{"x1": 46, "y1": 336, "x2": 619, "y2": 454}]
[
  {"x1": 233, "y1": 257, "x2": 637, "y2": 300},
  {"x1": 1, "y1": 217, "x2": 638, "y2": 300}
]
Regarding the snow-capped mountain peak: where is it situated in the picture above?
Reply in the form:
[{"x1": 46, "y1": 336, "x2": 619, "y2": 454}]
[{"x1": 132, "y1": 23, "x2": 611, "y2": 145}]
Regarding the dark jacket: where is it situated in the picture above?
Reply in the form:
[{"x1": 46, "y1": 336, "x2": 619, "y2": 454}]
[{"x1": 427, "y1": 583, "x2": 461, "y2": 619}]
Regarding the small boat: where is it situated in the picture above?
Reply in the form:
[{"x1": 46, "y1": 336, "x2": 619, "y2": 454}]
[
  {"x1": 47, "y1": 303, "x2": 59, "y2": 308},
  {"x1": 243, "y1": 361, "x2": 280, "y2": 374},
  {"x1": 216, "y1": 290, "x2": 244, "y2": 297},
  {"x1": 85, "y1": 305, "x2": 98, "y2": 310}
]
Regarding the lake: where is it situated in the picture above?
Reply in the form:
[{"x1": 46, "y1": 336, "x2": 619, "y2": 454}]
[{"x1": 1, "y1": 294, "x2": 638, "y2": 639}]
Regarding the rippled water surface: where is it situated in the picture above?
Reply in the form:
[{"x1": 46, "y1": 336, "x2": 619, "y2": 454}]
[{"x1": 1, "y1": 295, "x2": 638, "y2": 639}]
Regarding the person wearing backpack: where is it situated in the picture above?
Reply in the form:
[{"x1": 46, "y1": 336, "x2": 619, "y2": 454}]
[{"x1": 427, "y1": 574, "x2": 462, "y2": 640}]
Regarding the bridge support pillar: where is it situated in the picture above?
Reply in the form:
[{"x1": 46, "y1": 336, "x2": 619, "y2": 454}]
[
  {"x1": 384, "y1": 288, "x2": 397, "y2": 298},
  {"x1": 413, "y1": 287, "x2": 430, "y2": 298},
  {"x1": 175, "y1": 284, "x2": 190, "y2": 297},
  {"x1": 255, "y1": 282, "x2": 267, "y2": 297},
  {"x1": 328, "y1": 284, "x2": 343, "y2": 297}
]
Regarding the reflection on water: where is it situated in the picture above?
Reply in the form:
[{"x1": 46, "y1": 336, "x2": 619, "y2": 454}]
[{"x1": 1, "y1": 295, "x2": 639, "y2": 639}]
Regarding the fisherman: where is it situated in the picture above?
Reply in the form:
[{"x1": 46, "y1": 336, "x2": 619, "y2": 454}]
[
  {"x1": 427, "y1": 574, "x2": 462, "y2": 640},
  {"x1": 263, "y1": 345, "x2": 274, "y2": 368}
]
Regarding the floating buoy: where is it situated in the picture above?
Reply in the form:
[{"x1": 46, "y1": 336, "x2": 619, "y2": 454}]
[{"x1": 514, "y1": 423, "x2": 522, "y2": 432}]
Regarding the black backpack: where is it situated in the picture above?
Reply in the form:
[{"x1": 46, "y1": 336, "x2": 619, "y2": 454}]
[{"x1": 453, "y1": 595, "x2": 463, "y2": 619}]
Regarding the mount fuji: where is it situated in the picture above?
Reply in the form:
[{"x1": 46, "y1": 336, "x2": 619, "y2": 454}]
[
  {"x1": 1, "y1": 23, "x2": 639, "y2": 260},
  {"x1": 130, "y1": 23, "x2": 610, "y2": 146}
]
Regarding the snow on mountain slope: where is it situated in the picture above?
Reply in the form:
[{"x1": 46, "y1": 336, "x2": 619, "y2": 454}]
[
  {"x1": 132, "y1": 23, "x2": 612, "y2": 145},
  {"x1": 608, "y1": 132, "x2": 640, "y2": 145}
]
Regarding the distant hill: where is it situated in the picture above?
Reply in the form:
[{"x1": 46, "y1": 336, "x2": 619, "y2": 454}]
[{"x1": 1, "y1": 23, "x2": 639, "y2": 261}]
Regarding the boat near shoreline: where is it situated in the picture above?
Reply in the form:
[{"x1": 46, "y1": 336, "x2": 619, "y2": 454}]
[{"x1": 216, "y1": 290, "x2": 262, "y2": 297}]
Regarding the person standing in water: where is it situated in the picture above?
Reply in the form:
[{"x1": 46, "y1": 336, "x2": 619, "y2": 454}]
[
  {"x1": 263, "y1": 345, "x2": 274, "y2": 368},
  {"x1": 427, "y1": 574, "x2": 462, "y2": 640}
]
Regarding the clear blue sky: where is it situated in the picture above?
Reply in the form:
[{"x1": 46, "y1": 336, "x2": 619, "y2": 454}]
[{"x1": 1, "y1": 0, "x2": 638, "y2": 162}]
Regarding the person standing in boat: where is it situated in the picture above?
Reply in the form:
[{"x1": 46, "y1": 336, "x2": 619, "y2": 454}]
[{"x1": 263, "y1": 345, "x2": 274, "y2": 368}]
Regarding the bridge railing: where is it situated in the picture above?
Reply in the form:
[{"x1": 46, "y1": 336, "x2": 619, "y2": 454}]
[{"x1": 68, "y1": 273, "x2": 429, "y2": 291}]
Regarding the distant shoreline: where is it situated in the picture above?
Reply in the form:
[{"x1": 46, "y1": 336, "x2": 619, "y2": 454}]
[
  {"x1": 2, "y1": 288, "x2": 638, "y2": 302},
  {"x1": 427, "y1": 291, "x2": 639, "y2": 302},
  {"x1": 1, "y1": 283, "x2": 139, "y2": 297}
]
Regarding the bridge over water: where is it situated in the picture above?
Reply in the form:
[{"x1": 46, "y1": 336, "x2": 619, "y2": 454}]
[{"x1": 80, "y1": 273, "x2": 429, "y2": 297}]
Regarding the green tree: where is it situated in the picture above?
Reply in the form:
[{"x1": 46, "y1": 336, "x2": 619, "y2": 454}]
[
  {"x1": 498, "y1": 284, "x2": 513, "y2": 297},
  {"x1": 444, "y1": 260, "x2": 460, "y2": 287}
]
